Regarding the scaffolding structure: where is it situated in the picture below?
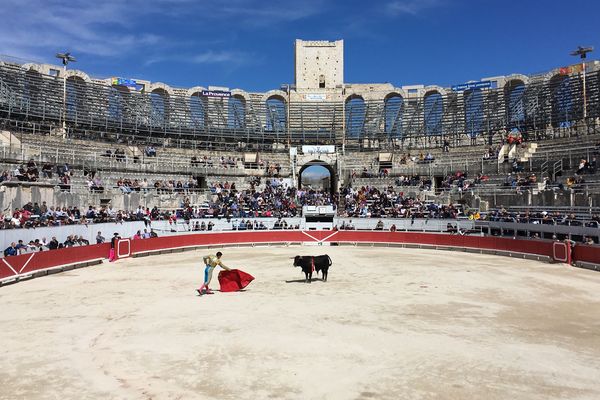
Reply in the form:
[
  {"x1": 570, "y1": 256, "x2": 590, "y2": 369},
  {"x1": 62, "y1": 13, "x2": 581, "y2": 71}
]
[{"x1": 0, "y1": 61, "x2": 599, "y2": 152}]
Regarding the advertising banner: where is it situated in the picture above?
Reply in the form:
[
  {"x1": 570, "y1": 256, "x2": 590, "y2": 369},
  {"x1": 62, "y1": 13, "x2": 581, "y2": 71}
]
[
  {"x1": 202, "y1": 90, "x2": 231, "y2": 98},
  {"x1": 302, "y1": 145, "x2": 335, "y2": 154},
  {"x1": 305, "y1": 93, "x2": 327, "y2": 101},
  {"x1": 451, "y1": 81, "x2": 493, "y2": 92},
  {"x1": 111, "y1": 77, "x2": 143, "y2": 91}
]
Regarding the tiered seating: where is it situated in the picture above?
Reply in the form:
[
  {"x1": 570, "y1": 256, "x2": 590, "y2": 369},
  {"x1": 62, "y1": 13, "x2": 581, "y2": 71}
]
[{"x1": 7, "y1": 132, "x2": 292, "y2": 178}]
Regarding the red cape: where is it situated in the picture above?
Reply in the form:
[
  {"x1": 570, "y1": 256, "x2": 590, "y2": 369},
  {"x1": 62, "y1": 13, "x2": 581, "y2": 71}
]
[{"x1": 218, "y1": 269, "x2": 255, "y2": 292}]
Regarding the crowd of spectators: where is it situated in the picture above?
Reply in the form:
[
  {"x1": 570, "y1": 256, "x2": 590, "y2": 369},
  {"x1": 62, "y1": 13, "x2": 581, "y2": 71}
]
[
  {"x1": 3, "y1": 228, "x2": 159, "y2": 257},
  {"x1": 395, "y1": 175, "x2": 433, "y2": 191},
  {"x1": 339, "y1": 185, "x2": 461, "y2": 219},
  {"x1": 483, "y1": 208, "x2": 600, "y2": 227},
  {"x1": 190, "y1": 155, "x2": 241, "y2": 169},
  {"x1": 0, "y1": 160, "x2": 72, "y2": 189},
  {"x1": 203, "y1": 178, "x2": 334, "y2": 219},
  {"x1": 86, "y1": 176, "x2": 202, "y2": 194},
  {"x1": 0, "y1": 202, "x2": 167, "y2": 229},
  {"x1": 102, "y1": 148, "x2": 129, "y2": 162},
  {"x1": 204, "y1": 180, "x2": 300, "y2": 218}
]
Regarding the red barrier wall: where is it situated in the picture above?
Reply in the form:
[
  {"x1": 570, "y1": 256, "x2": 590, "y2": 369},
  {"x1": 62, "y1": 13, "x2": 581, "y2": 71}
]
[
  {"x1": 0, "y1": 244, "x2": 109, "y2": 281},
  {"x1": 2, "y1": 231, "x2": 599, "y2": 285},
  {"x1": 572, "y1": 244, "x2": 600, "y2": 265}
]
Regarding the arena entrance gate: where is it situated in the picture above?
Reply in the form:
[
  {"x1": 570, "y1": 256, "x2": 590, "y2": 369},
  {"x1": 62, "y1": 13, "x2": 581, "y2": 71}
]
[{"x1": 298, "y1": 161, "x2": 337, "y2": 194}]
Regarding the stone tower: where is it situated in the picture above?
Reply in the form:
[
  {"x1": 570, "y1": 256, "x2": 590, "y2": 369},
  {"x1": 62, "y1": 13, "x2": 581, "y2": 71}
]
[{"x1": 294, "y1": 39, "x2": 344, "y2": 90}]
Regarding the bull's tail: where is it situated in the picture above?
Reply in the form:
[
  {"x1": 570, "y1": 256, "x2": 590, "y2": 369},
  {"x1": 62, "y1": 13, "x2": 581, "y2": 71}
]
[{"x1": 327, "y1": 255, "x2": 332, "y2": 266}]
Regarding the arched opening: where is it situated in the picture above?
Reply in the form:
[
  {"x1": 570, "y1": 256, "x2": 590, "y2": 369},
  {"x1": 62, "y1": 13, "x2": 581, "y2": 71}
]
[
  {"x1": 108, "y1": 85, "x2": 128, "y2": 122},
  {"x1": 319, "y1": 75, "x2": 326, "y2": 89},
  {"x1": 190, "y1": 92, "x2": 207, "y2": 129},
  {"x1": 384, "y1": 94, "x2": 404, "y2": 138},
  {"x1": 424, "y1": 91, "x2": 443, "y2": 136},
  {"x1": 549, "y1": 74, "x2": 573, "y2": 128},
  {"x1": 66, "y1": 76, "x2": 86, "y2": 122},
  {"x1": 228, "y1": 95, "x2": 246, "y2": 130},
  {"x1": 298, "y1": 162, "x2": 336, "y2": 194},
  {"x1": 150, "y1": 88, "x2": 169, "y2": 127},
  {"x1": 23, "y1": 69, "x2": 43, "y2": 114},
  {"x1": 464, "y1": 88, "x2": 484, "y2": 138},
  {"x1": 345, "y1": 95, "x2": 366, "y2": 139},
  {"x1": 265, "y1": 95, "x2": 286, "y2": 133},
  {"x1": 505, "y1": 80, "x2": 526, "y2": 131}
]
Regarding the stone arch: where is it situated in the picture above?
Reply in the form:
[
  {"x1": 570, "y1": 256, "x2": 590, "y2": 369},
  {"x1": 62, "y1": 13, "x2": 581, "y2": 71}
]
[
  {"x1": 298, "y1": 160, "x2": 337, "y2": 193},
  {"x1": 150, "y1": 87, "x2": 170, "y2": 126},
  {"x1": 501, "y1": 74, "x2": 529, "y2": 88},
  {"x1": 265, "y1": 94, "x2": 287, "y2": 133},
  {"x1": 23, "y1": 67, "x2": 44, "y2": 111},
  {"x1": 423, "y1": 85, "x2": 448, "y2": 97},
  {"x1": 260, "y1": 89, "x2": 288, "y2": 103},
  {"x1": 464, "y1": 88, "x2": 484, "y2": 138},
  {"x1": 230, "y1": 89, "x2": 250, "y2": 100},
  {"x1": 504, "y1": 78, "x2": 526, "y2": 130},
  {"x1": 185, "y1": 86, "x2": 207, "y2": 97},
  {"x1": 66, "y1": 75, "x2": 87, "y2": 121},
  {"x1": 345, "y1": 94, "x2": 366, "y2": 139},
  {"x1": 147, "y1": 82, "x2": 174, "y2": 96},
  {"x1": 64, "y1": 69, "x2": 92, "y2": 83},
  {"x1": 108, "y1": 85, "x2": 129, "y2": 121},
  {"x1": 383, "y1": 92, "x2": 404, "y2": 138},
  {"x1": 548, "y1": 74, "x2": 573, "y2": 128},
  {"x1": 228, "y1": 93, "x2": 246, "y2": 129},
  {"x1": 189, "y1": 88, "x2": 208, "y2": 129},
  {"x1": 424, "y1": 89, "x2": 444, "y2": 136}
]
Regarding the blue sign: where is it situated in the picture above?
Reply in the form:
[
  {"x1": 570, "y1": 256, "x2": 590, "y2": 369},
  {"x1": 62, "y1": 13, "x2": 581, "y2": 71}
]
[
  {"x1": 111, "y1": 77, "x2": 143, "y2": 91},
  {"x1": 202, "y1": 90, "x2": 231, "y2": 98},
  {"x1": 451, "y1": 81, "x2": 493, "y2": 92}
]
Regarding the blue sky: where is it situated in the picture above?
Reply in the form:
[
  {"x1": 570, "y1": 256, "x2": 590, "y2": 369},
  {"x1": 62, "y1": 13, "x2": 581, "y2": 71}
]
[{"x1": 1, "y1": 0, "x2": 599, "y2": 92}]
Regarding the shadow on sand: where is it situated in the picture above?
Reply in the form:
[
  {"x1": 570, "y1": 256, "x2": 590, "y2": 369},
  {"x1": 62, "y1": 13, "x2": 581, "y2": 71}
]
[{"x1": 284, "y1": 278, "x2": 325, "y2": 284}]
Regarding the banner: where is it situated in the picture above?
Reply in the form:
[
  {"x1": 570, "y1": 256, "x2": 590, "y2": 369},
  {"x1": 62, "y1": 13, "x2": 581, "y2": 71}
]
[
  {"x1": 302, "y1": 145, "x2": 335, "y2": 154},
  {"x1": 305, "y1": 93, "x2": 327, "y2": 101},
  {"x1": 202, "y1": 90, "x2": 231, "y2": 98},
  {"x1": 560, "y1": 64, "x2": 584, "y2": 75},
  {"x1": 111, "y1": 77, "x2": 143, "y2": 91},
  {"x1": 451, "y1": 80, "x2": 493, "y2": 92}
]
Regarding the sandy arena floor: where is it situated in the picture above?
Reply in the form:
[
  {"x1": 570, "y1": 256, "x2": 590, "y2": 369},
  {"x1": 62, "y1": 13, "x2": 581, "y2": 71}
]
[{"x1": 1, "y1": 246, "x2": 600, "y2": 400}]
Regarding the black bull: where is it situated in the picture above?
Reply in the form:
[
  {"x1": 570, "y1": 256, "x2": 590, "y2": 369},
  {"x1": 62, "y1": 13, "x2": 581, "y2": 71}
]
[{"x1": 293, "y1": 255, "x2": 332, "y2": 283}]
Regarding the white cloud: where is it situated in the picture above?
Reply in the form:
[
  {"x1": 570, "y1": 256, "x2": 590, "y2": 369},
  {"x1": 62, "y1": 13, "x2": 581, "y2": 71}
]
[
  {"x1": 0, "y1": 0, "x2": 166, "y2": 61},
  {"x1": 0, "y1": 0, "x2": 326, "y2": 64},
  {"x1": 387, "y1": 0, "x2": 442, "y2": 16}
]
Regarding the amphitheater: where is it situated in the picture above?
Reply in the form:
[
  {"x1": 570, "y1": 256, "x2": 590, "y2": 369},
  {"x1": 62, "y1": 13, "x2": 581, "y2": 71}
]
[{"x1": 1, "y1": 40, "x2": 600, "y2": 399}]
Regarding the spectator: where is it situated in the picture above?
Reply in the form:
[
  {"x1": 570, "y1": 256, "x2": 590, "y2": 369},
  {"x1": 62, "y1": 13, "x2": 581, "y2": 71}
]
[
  {"x1": 48, "y1": 237, "x2": 59, "y2": 250},
  {"x1": 96, "y1": 231, "x2": 105, "y2": 244},
  {"x1": 4, "y1": 242, "x2": 18, "y2": 257},
  {"x1": 15, "y1": 240, "x2": 27, "y2": 254}
]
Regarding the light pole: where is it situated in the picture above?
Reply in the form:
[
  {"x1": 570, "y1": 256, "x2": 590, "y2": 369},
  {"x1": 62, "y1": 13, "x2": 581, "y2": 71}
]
[
  {"x1": 55, "y1": 52, "x2": 76, "y2": 134},
  {"x1": 570, "y1": 46, "x2": 593, "y2": 119}
]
